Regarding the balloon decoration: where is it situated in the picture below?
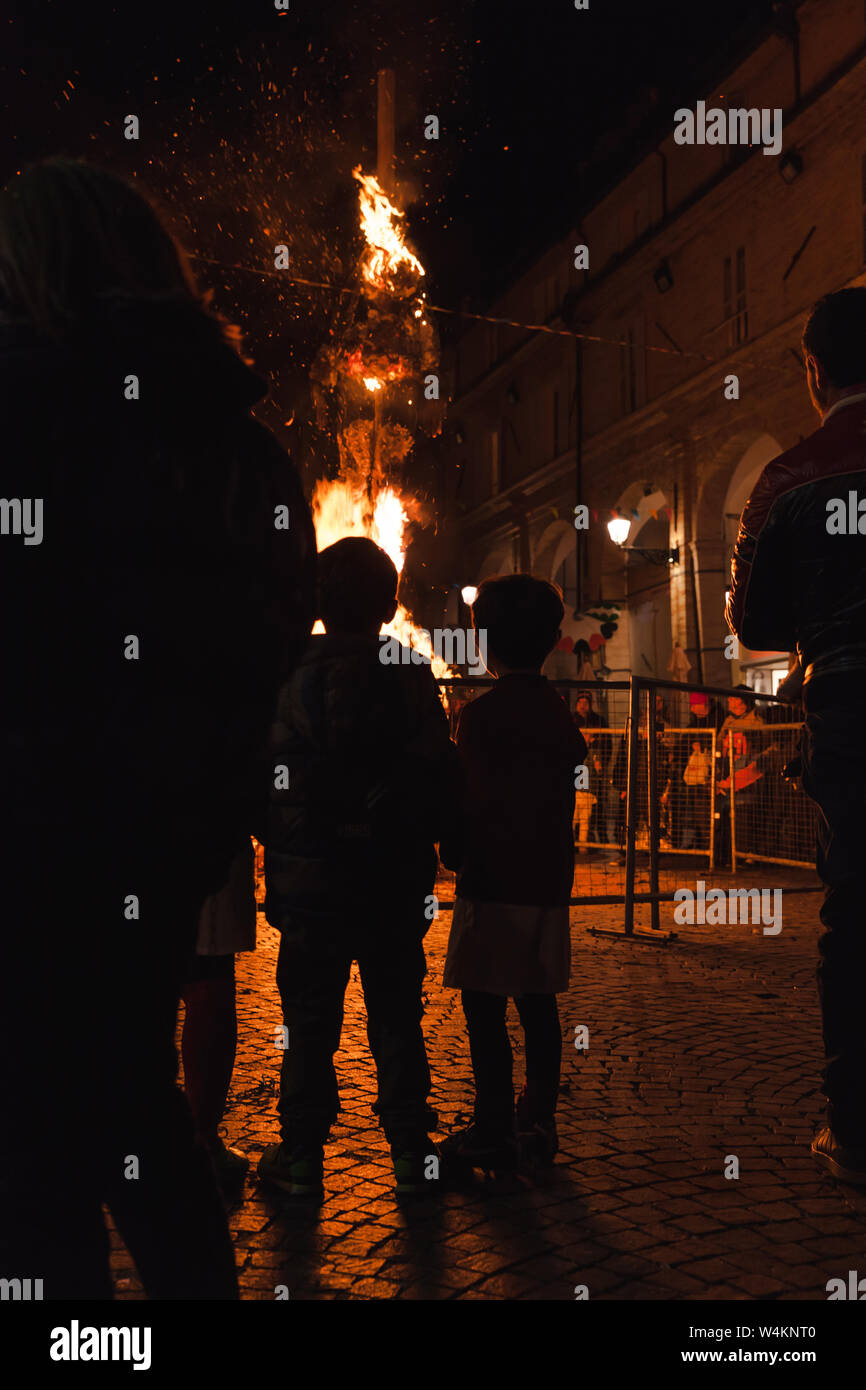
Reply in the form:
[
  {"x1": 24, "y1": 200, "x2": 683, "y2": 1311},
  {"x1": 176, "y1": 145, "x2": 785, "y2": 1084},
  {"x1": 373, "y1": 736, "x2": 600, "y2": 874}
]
[{"x1": 573, "y1": 602, "x2": 622, "y2": 665}]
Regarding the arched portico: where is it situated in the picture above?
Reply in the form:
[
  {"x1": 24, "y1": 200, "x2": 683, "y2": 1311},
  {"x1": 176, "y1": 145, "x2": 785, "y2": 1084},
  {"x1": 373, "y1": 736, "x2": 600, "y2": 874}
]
[
  {"x1": 694, "y1": 431, "x2": 785, "y2": 685},
  {"x1": 602, "y1": 482, "x2": 676, "y2": 684}
]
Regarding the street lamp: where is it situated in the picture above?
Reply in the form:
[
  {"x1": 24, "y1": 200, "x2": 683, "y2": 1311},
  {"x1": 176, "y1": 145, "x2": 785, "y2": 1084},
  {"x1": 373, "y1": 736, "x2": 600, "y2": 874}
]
[
  {"x1": 607, "y1": 516, "x2": 631, "y2": 547},
  {"x1": 608, "y1": 516, "x2": 678, "y2": 566}
]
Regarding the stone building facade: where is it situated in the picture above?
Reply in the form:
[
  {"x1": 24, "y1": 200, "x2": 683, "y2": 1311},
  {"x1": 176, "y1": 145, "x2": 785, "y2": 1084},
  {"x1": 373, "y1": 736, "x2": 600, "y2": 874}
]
[{"x1": 438, "y1": 0, "x2": 866, "y2": 692}]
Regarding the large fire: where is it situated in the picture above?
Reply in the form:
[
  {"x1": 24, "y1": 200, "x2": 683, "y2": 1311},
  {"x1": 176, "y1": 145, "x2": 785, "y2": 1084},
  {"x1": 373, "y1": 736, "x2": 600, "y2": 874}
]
[
  {"x1": 353, "y1": 166, "x2": 426, "y2": 292},
  {"x1": 312, "y1": 475, "x2": 447, "y2": 674},
  {"x1": 311, "y1": 168, "x2": 449, "y2": 678}
]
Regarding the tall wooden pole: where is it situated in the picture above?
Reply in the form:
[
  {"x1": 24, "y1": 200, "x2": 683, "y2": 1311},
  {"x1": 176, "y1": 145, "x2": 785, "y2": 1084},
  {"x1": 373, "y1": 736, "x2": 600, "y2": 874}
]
[
  {"x1": 371, "y1": 68, "x2": 396, "y2": 490},
  {"x1": 377, "y1": 69, "x2": 396, "y2": 197}
]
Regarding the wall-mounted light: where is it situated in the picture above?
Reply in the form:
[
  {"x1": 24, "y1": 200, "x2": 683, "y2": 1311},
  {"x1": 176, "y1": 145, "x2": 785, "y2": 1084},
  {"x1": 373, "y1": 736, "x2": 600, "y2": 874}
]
[
  {"x1": 454, "y1": 426, "x2": 465, "y2": 445},
  {"x1": 461, "y1": 585, "x2": 478, "y2": 606},
  {"x1": 607, "y1": 516, "x2": 632, "y2": 546},
  {"x1": 608, "y1": 517, "x2": 678, "y2": 565},
  {"x1": 779, "y1": 150, "x2": 803, "y2": 184},
  {"x1": 653, "y1": 260, "x2": 674, "y2": 294}
]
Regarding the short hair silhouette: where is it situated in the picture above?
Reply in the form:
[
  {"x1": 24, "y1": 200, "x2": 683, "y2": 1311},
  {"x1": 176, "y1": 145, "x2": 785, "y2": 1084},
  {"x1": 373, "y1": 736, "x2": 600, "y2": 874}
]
[
  {"x1": 472, "y1": 574, "x2": 564, "y2": 670},
  {"x1": 802, "y1": 288, "x2": 866, "y2": 389},
  {"x1": 317, "y1": 537, "x2": 398, "y2": 633}
]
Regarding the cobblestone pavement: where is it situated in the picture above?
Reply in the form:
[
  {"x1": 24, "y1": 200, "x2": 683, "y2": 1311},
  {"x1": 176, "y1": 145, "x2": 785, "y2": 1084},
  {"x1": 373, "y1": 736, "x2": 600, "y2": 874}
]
[{"x1": 111, "y1": 860, "x2": 866, "y2": 1301}]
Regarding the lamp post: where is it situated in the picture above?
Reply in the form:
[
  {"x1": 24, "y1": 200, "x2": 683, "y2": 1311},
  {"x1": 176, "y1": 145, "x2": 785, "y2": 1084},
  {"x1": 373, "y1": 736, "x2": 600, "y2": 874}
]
[{"x1": 607, "y1": 516, "x2": 678, "y2": 566}]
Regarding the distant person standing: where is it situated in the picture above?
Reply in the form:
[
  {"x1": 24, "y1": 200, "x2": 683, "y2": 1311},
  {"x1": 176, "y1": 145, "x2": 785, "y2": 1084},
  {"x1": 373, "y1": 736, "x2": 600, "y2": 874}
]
[
  {"x1": 678, "y1": 694, "x2": 720, "y2": 850},
  {"x1": 713, "y1": 689, "x2": 765, "y2": 865},
  {"x1": 573, "y1": 690, "x2": 604, "y2": 732},
  {"x1": 727, "y1": 288, "x2": 866, "y2": 1184},
  {"x1": 573, "y1": 691, "x2": 605, "y2": 851}
]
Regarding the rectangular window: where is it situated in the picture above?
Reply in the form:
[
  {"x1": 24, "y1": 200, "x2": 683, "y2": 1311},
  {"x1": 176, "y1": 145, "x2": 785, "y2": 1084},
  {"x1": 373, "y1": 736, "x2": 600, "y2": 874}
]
[
  {"x1": 723, "y1": 248, "x2": 748, "y2": 347},
  {"x1": 735, "y1": 248, "x2": 748, "y2": 341},
  {"x1": 620, "y1": 325, "x2": 635, "y2": 414},
  {"x1": 489, "y1": 428, "x2": 501, "y2": 497},
  {"x1": 723, "y1": 255, "x2": 732, "y2": 323},
  {"x1": 619, "y1": 316, "x2": 646, "y2": 414},
  {"x1": 619, "y1": 189, "x2": 649, "y2": 251}
]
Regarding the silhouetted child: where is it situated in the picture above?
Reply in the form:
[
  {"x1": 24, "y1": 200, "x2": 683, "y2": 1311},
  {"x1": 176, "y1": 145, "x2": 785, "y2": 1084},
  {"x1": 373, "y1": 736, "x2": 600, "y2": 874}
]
[
  {"x1": 258, "y1": 537, "x2": 458, "y2": 1196},
  {"x1": 440, "y1": 575, "x2": 586, "y2": 1169}
]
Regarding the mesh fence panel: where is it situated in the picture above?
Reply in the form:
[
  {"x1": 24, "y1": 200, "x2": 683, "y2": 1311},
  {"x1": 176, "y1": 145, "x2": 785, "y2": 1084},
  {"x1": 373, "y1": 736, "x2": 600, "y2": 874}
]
[
  {"x1": 723, "y1": 722, "x2": 816, "y2": 868},
  {"x1": 436, "y1": 678, "x2": 817, "y2": 911},
  {"x1": 251, "y1": 678, "x2": 821, "y2": 920}
]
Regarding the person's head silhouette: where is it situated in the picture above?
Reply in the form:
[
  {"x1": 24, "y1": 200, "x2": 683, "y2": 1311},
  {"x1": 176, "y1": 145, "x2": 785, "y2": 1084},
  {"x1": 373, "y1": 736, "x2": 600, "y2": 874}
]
[
  {"x1": 802, "y1": 288, "x2": 866, "y2": 419},
  {"x1": 317, "y1": 537, "x2": 398, "y2": 637}
]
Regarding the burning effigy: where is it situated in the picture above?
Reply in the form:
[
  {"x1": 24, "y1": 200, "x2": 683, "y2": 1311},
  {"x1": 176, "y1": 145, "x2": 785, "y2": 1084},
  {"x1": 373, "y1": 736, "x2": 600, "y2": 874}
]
[{"x1": 310, "y1": 167, "x2": 448, "y2": 673}]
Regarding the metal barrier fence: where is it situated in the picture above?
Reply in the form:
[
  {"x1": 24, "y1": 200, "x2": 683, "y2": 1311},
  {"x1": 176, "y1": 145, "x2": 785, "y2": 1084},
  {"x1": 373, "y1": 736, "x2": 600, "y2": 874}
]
[
  {"x1": 436, "y1": 675, "x2": 819, "y2": 938},
  {"x1": 251, "y1": 675, "x2": 819, "y2": 938}
]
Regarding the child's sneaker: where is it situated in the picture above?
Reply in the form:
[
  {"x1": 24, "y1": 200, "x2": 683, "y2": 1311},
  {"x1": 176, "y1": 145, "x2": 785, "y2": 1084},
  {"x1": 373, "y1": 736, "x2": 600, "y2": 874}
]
[
  {"x1": 515, "y1": 1091, "x2": 559, "y2": 1167},
  {"x1": 811, "y1": 1126, "x2": 866, "y2": 1185},
  {"x1": 390, "y1": 1142, "x2": 434, "y2": 1196},
  {"x1": 208, "y1": 1139, "x2": 250, "y2": 1192},
  {"x1": 257, "y1": 1141, "x2": 324, "y2": 1198},
  {"x1": 518, "y1": 1120, "x2": 559, "y2": 1167},
  {"x1": 438, "y1": 1123, "x2": 518, "y2": 1176}
]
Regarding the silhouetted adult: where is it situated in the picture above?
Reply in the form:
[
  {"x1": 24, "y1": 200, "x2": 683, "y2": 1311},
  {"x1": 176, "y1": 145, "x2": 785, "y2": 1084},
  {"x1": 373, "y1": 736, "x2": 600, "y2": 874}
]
[
  {"x1": 728, "y1": 287, "x2": 866, "y2": 1185},
  {"x1": 0, "y1": 160, "x2": 316, "y2": 1296}
]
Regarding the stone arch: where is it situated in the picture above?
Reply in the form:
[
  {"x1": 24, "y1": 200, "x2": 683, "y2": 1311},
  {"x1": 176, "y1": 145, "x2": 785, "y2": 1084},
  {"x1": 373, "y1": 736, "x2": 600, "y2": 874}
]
[
  {"x1": 722, "y1": 432, "x2": 784, "y2": 539},
  {"x1": 693, "y1": 429, "x2": 785, "y2": 685},
  {"x1": 533, "y1": 519, "x2": 575, "y2": 581},
  {"x1": 477, "y1": 543, "x2": 513, "y2": 581},
  {"x1": 608, "y1": 482, "x2": 672, "y2": 548},
  {"x1": 696, "y1": 429, "x2": 783, "y2": 541},
  {"x1": 602, "y1": 481, "x2": 675, "y2": 682}
]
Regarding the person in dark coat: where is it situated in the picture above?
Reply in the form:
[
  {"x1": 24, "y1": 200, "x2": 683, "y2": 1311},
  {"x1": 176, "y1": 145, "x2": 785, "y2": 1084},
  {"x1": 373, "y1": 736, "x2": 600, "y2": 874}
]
[
  {"x1": 259, "y1": 538, "x2": 459, "y2": 1197},
  {"x1": 688, "y1": 693, "x2": 723, "y2": 732},
  {"x1": 573, "y1": 690, "x2": 606, "y2": 849},
  {"x1": 727, "y1": 287, "x2": 866, "y2": 1184},
  {"x1": 0, "y1": 159, "x2": 316, "y2": 1298}
]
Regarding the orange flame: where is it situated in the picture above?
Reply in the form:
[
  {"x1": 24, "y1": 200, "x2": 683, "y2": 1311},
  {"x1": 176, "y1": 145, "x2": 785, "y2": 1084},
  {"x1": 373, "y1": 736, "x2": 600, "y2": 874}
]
[
  {"x1": 311, "y1": 477, "x2": 450, "y2": 677},
  {"x1": 309, "y1": 170, "x2": 449, "y2": 678},
  {"x1": 352, "y1": 166, "x2": 425, "y2": 291}
]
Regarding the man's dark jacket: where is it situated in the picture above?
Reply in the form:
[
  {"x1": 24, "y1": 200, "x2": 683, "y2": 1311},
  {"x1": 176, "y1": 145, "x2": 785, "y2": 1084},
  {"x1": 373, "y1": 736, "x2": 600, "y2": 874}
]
[
  {"x1": 726, "y1": 390, "x2": 866, "y2": 690},
  {"x1": 0, "y1": 300, "x2": 316, "y2": 898}
]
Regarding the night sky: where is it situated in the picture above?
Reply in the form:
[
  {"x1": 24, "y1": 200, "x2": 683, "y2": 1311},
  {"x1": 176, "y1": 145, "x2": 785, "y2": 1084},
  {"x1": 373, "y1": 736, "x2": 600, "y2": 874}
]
[{"x1": 1, "y1": 0, "x2": 777, "y2": 435}]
